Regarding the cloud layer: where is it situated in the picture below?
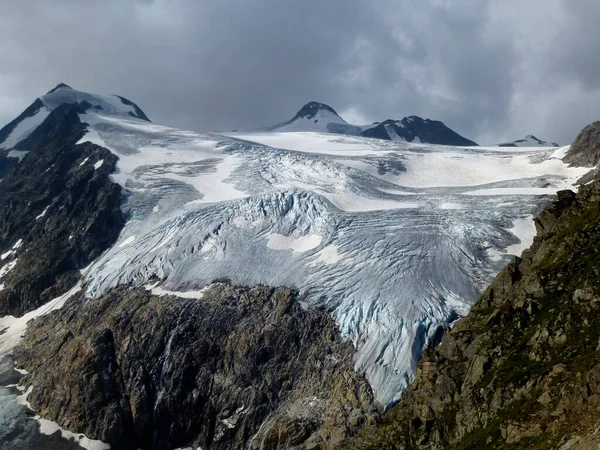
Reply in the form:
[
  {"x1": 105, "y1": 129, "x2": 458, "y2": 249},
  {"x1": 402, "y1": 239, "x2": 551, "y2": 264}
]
[{"x1": 1, "y1": 0, "x2": 599, "y2": 144}]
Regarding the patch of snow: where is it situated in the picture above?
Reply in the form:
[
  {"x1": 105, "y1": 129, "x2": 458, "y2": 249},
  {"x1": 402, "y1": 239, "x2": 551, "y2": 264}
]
[
  {"x1": 0, "y1": 260, "x2": 18, "y2": 279},
  {"x1": 15, "y1": 380, "x2": 109, "y2": 450},
  {"x1": 505, "y1": 215, "x2": 536, "y2": 256},
  {"x1": 35, "y1": 206, "x2": 49, "y2": 220},
  {"x1": 266, "y1": 233, "x2": 322, "y2": 253},
  {"x1": 1, "y1": 250, "x2": 15, "y2": 260},
  {"x1": 309, "y1": 245, "x2": 345, "y2": 266},
  {"x1": 77, "y1": 128, "x2": 108, "y2": 149},
  {"x1": 79, "y1": 157, "x2": 90, "y2": 167},
  {"x1": 0, "y1": 108, "x2": 50, "y2": 150},
  {"x1": 384, "y1": 123, "x2": 405, "y2": 142},
  {"x1": 35, "y1": 416, "x2": 110, "y2": 450},
  {"x1": 93, "y1": 159, "x2": 104, "y2": 170},
  {"x1": 7, "y1": 150, "x2": 29, "y2": 161},
  {"x1": 11, "y1": 239, "x2": 23, "y2": 250},
  {"x1": 0, "y1": 283, "x2": 81, "y2": 358},
  {"x1": 145, "y1": 282, "x2": 209, "y2": 300}
]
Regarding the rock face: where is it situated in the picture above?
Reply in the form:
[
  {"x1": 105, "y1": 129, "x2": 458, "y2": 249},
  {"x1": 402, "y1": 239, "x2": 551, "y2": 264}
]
[
  {"x1": 340, "y1": 180, "x2": 600, "y2": 448},
  {"x1": 14, "y1": 283, "x2": 378, "y2": 449},
  {"x1": 565, "y1": 121, "x2": 600, "y2": 167},
  {"x1": 0, "y1": 102, "x2": 123, "y2": 316},
  {"x1": 361, "y1": 117, "x2": 478, "y2": 146}
]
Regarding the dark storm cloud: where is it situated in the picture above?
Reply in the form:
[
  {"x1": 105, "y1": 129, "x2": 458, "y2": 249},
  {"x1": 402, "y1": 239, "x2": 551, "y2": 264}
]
[{"x1": 0, "y1": 0, "x2": 599, "y2": 145}]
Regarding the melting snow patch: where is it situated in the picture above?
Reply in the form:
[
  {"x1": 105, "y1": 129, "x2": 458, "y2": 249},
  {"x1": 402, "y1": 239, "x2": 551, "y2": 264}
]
[
  {"x1": 1, "y1": 250, "x2": 15, "y2": 260},
  {"x1": 145, "y1": 282, "x2": 209, "y2": 300},
  {"x1": 266, "y1": 233, "x2": 322, "y2": 253},
  {"x1": 77, "y1": 128, "x2": 109, "y2": 150},
  {"x1": 93, "y1": 159, "x2": 104, "y2": 170},
  {"x1": 0, "y1": 259, "x2": 18, "y2": 279},
  {"x1": 35, "y1": 206, "x2": 49, "y2": 220},
  {"x1": 7, "y1": 150, "x2": 29, "y2": 161},
  {"x1": 505, "y1": 215, "x2": 536, "y2": 256},
  {"x1": 12, "y1": 239, "x2": 23, "y2": 250},
  {"x1": 118, "y1": 235, "x2": 136, "y2": 248},
  {"x1": 15, "y1": 381, "x2": 110, "y2": 450},
  {"x1": 79, "y1": 157, "x2": 90, "y2": 167}
]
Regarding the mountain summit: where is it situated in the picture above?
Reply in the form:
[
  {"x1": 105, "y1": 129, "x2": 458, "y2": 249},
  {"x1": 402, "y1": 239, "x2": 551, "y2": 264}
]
[
  {"x1": 292, "y1": 101, "x2": 340, "y2": 120},
  {"x1": 0, "y1": 83, "x2": 150, "y2": 152},
  {"x1": 361, "y1": 116, "x2": 478, "y2": 146},
  {"x1": 268, "y1": 102, "x2": 478, "y2": 146},
  {"x1": 498, "y1": 134, "x2": 559, "y2": 147}
]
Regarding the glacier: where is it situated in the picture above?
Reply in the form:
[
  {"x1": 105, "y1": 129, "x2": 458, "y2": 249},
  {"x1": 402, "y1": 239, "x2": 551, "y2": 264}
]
[
  {"x1": 56, "y1": 97, "x2": 588, "y2": 407},
  {"x1": 2, "y1": 85, "x2": 592, "y2": 408}
]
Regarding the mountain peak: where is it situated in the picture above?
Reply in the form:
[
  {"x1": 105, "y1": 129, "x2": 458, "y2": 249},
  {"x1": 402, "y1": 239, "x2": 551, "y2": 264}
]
[
  {"x1": 0, "y1": 85, "x2": 150, "y2": 151},
  {"x1": 498, "y1": 135, "x2": 559, "y2": 148},
  {"x1": 292, "y1": 101, "x2": 340, "y2": 120},
  {"x1": 46, "y1": 83, "x2": 73, "y2": 95}
]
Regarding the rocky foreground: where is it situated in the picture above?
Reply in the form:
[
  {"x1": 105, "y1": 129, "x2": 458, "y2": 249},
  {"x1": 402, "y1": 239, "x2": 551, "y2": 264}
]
[
  {"x1": 14, "y1": 283, "x2": 378, "y2": 449},
  {"x1": 340, "y1": 123, "x2": 600, "y2": 449}
]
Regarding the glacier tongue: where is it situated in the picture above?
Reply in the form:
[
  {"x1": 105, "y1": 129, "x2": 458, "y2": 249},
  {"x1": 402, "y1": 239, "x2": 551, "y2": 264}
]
[{"x1": 77, "y1": 113, "x2": 592, "y2": 408}]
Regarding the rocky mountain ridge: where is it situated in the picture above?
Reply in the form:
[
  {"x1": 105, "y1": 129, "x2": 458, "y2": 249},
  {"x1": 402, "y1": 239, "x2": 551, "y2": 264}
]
[
  {"x1": 498, "y1": 135, "x2": 560, "y2": 148},
  {"x1": 268, "y1": 102, "x2": 478, "y2": 146}
]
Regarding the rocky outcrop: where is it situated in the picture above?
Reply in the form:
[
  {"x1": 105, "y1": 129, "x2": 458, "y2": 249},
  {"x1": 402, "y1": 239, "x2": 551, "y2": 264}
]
[
  {"x1": 0, "y1": 103, "x2": 123, "y2": 316},
  {"x1": 361, "y1": 117, "x2": 478, "y2": 146},
  {"x1": 14, "y1": 283, "x2": 378, "y2": 449},
  {"x1": 564, "y1": 121, "x2": 600, "y2": 167},
  {"x1": 340, "y1": 181, "x2": 600, "y2": 447}
]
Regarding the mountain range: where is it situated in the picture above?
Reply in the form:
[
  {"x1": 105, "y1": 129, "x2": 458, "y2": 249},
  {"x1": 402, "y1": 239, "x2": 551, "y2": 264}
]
[{"x1": 0, "y1": 84, "x2": 591, "y2": 449}]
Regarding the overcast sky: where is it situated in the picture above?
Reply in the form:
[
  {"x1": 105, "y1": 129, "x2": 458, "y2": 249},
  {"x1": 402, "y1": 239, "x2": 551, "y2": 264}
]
[{"x1": 1, "y1": 0, "x2": 599, "y2": 145}]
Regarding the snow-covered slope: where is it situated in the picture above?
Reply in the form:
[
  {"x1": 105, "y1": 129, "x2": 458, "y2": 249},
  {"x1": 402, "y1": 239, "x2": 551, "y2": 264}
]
[
  {"x1": 266, "y1": 102, "x2": 478, "y2": 146},
  {"x1": 0, "y1": 84, "x2": 149, "y2": 151},
  {"x1": 498, "y1": 135, "x2": 559, "y2": 148}
]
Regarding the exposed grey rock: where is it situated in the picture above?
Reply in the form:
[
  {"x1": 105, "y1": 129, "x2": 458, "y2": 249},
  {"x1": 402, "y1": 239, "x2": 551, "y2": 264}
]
[{"x1": 14, "y1": 283, "x2": 378, "y2": 449}]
